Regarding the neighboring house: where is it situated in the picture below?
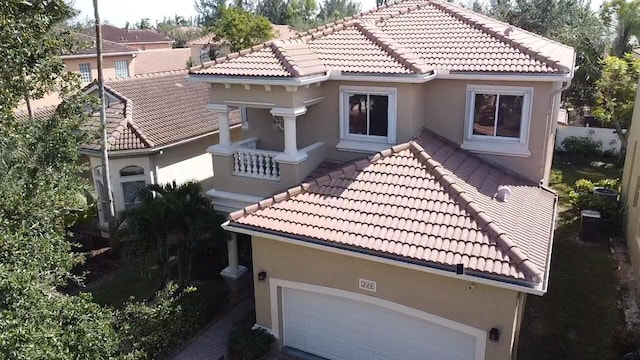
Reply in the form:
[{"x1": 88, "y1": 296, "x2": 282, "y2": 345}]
[
  {"x1": 78, "y1": 70, "x2": 241, "y2": 235},
  {"x1": 97, "y1": 24, "x2": 174, "y2": 50},
  {"x1": 187, "y1": 24, "x2": 298, "y2": 65},
  {"x1": 134, "y1": 48, "x2": 192, "y2": 73},
  {"x1": 64, "y1": 33, "x2": 138, "y2": 83},
  {"x1": 622, "y1": 81, "x2": 640, "y2": 292},
  {"x1": 21, "y1": 32, "x2": 139, "y2": 110},
  {"x1": 188, "y1": 0, "x2": 575, "y2": 359}
]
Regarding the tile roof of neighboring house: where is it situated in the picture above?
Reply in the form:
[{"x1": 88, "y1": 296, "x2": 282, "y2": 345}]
[
  {"x1": 134, "y1": 48, "x2": 192, "y2": 74},
  {"x1": 192, "y1": 0, "x2": 574, "y2": 77},
  {"x1": 97, "y1": 25, "x2": 173, "y2": 44},
  {"x1": 80, "y1": 70, "x2": 240, "y2": 151},
  {"x1": 228, "y1": 131, "x2": 557, "y2": 287},
  {"x1": 63, "y1": 32, "x2": 139, "y2": 57},
  {"x1": 187, "y1": 24, "x2": 299, "y2": 46},
  {"x1": 13, "y1": 105, "x2": 58, "y2": 122}
]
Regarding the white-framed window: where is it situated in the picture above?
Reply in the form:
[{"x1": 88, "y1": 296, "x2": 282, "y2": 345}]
[
  {"x1": 115, "y1": 60, "x2": 129, "y2": 78},
  {"x1": 79, "y1": 63, "x2": 92, "y2": 83},
  {"x1": 462, "y1": 85, "x2": 533, "y2": 157},
  {"x1": 119, "y1": 165, "x2": 146, "y2": 210},
  {"x1": 337, "y1": 85, "x2": 397, "y2": 153}
]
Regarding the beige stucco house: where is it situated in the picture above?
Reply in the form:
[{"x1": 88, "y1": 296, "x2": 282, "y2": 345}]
[
  {"x1": 78, "y1": 70, "x2": 241, "y2": 235},
  {"x1": 186, "y1": 0, "x2": 575, "y2": 358},
  {"x1": 623, "y1": 81, "x2": 640, "y2": 291}
]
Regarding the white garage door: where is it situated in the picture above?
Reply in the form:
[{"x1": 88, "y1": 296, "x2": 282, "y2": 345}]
[{"x1": 283, "y1": 288, "x2": 479, "y2": 360}]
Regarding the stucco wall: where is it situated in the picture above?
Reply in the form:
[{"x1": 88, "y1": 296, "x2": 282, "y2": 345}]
[
  {"x1": 423, "y1": 79, "x2": 556, "y2": 183},
  {"x1": 88, "y1": 155, "x2": 153, "y2": 228},
  {"x1": 623, "y1": 82, "x2": 640, "y2": 294},
  {"x1": 156, "y1": 128, "x2": 241, "y2": 191},
  {"x1": 251, "y1": 236, "x2": 521, "y2": 360},
  {"x1": 211, "y1": 79, "x2": 557, "y2": 182},
  {"x1": 64, "y1": 54, "x2": 136, "y2": 81}
]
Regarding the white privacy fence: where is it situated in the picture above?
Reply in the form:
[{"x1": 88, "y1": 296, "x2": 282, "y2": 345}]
[{"x1": 555, "y1": 126, "x2": 623, "y2": 153}]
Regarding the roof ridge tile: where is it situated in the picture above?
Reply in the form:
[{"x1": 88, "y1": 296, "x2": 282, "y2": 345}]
[
  {"x1": 190, "y1": 0, "x2": 414, "y2": 74},
  {"x1": 105, "y1": 69, "x2": 188, "y2": 83},
  {"x1": 429, "y1": 0, "x2": 570, "y2": 73},
  {"x1": 407, "y1": 141, "x2": 543, "y2": 282}
]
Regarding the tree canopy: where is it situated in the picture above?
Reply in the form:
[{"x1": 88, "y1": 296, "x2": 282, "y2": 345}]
[{"x1": 212, "y1": 6, "x2": 274, "y2": 52}]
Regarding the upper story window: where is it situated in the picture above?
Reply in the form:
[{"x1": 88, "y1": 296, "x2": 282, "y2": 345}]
[
  {"x1": 115, "y1": 60, "x2": 130, "y2": 78},
  {"x1": 79, "y1": 63, "x2": 92, "y2": 83},
  {"x1": 337, "y1": 86, "x2": 397, "y2": 153},
  {"x1": 462, "y1": 85, "x2": 533, "y2": 157}
]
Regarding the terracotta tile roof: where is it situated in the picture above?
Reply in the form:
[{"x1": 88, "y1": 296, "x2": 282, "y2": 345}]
[
  {"x1": 191, "y1": 0, "x2": 574, "y2": 77},
  {"x1": 97, "y1": 25, "x2": 173, "y2": 44},
  {"x1": 229, "y1": 131, "x2": 556, "y2": 287},
  {"x1": 64, "y1": 32, "x2": 139, "y2": 57},
  {"x1": 80, "y1": 70, "x2": 241, "y2": 151},
  {"x1": 134, "y1": 48, "x2": 192, "y2": 74}
]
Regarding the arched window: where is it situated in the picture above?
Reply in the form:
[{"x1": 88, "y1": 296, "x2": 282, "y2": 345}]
[{"x1": 120, "y1": 165, "x2": 144, "y2": 177}]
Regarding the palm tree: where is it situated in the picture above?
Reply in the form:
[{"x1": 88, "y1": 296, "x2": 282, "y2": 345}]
[
  {"x1": 119, "y1": 181, "x2": 220, "y2": 290},
  {"x1": 603, "y1": 0, "x2": 640, "y2": 57}
]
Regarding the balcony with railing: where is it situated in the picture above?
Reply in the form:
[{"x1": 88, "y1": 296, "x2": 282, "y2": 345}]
[{"x1": 232, "y1": 138, "x2": 281, "y2": 180}]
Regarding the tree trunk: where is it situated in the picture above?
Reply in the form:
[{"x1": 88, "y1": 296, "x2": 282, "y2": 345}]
[
  {"x1": 613, "y1": 120, "x2": 628, "y2": 167},
  {"x1": 177, "y1": 244, "x2": 187, "y2": 290}
]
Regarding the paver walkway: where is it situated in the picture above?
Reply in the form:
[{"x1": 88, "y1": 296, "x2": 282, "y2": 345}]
[{"x1": 172, "y1": 298, "x2": 253, "y2": 360}]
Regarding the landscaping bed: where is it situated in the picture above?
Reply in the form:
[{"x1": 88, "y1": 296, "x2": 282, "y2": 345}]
[{"x1": 517, "y1": 154, "x2": 627, "y2": 360}]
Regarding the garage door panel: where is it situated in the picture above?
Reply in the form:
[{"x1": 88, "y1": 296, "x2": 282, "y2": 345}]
[{"x1": 283, "y1": 288, "x2": 478, "y2": 360}]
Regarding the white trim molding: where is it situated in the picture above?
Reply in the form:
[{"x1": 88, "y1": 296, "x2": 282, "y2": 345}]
[
  {"x1": 268, "y1": 278, "x2": 487, "y2": 360},
  {"x1": 463, "y1": 84, "x2": 534, "y2": 157},
  {"x1": 270, "y1": 106, "x2": 307, "y2": 117},
  {"x1": 338, "y1": 85, "x2": 397, "y2": 152},
  {"x1": 206, "y1": 189, "x2": 264, "y2": 213}
]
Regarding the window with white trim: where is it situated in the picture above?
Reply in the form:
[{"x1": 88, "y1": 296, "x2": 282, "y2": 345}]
[
  {"x1": 463, "y1": 85, "x2": 533, "y2": 157},
  {"x1": 119, "y1": 165, "x2": 146, "y2": 210},
  {"x1": 79, "y1": 63, "x2": 92, "y2": 83},
  {"x1": 338, "y1": 86, "x2": 397, "y2": 152},
  {"x1": 115, "y1": 60, "x2": 129, "y2": 78}
]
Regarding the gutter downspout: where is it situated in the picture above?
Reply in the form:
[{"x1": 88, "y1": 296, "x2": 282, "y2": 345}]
[{"x1": 541, "y1": 80, "x2": 571, "y2": 185}]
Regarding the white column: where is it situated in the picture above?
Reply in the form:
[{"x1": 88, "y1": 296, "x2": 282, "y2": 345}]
[
  {"x1": 271, "y1": 106, "x2": 307, "y2": 163},
  {"x1": 208, "y1": 104, "x2": 232, "y2": 148},
  {"x1": 220, "y1": 232, "x2": 247, "y2": 280},
  {"x1": 283, "y1": 115, "x2": 298, "y2": 155}
]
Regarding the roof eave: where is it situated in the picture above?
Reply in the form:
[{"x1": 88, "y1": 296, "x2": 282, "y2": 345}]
[
  {"x1": 223, "y1": 221, "x2": 546, "y2": 296},
  {"x1": 61, "y1": 50, "x2": 139, "y2": 59},
  {"x1": 436, "y1": 69, "x2": 573, "y2": 82},
  {"x1": 186, "y1": 73, "x2": 330, "y2": 86}
]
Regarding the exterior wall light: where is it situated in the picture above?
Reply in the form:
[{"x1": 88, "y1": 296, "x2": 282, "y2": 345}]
[
  {"x1": 489, "y1": 327, "x2": 500, "y2": 342},
  {"x1": 258, "y1": 271, "x2": 267, "y2": 282}
]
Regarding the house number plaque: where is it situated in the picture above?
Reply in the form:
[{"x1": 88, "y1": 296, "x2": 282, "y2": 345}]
[{"x1": 359, "y1": 279, "x2": 376, "y2": 292}]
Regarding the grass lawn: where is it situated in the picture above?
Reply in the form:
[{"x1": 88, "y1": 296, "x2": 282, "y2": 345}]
[{"x1": 517, "y1": 154, "x2": 625, "y2": 360}]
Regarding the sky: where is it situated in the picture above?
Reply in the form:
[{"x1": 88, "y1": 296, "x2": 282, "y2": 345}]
[
  {"x1": 70, "y1": 0, "x2": 378, "y2": 27},
  {"x1": 70, "y1": 0, "x2": 603, "y2": 27}
]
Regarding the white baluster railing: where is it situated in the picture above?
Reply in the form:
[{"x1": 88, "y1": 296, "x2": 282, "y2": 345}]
[{"x1": 233, "y1": 147, "x2": 280, "y2": 180}]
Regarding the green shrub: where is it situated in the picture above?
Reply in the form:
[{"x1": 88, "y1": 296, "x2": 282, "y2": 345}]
[
  {"x1": 561, "y1": 136, "x2": 603, "y2": 156},
  {"x1": 228, "y1": 311, "x2": 275, "y2": 360},
  {"x1": 117, "y1": 281, "x2": 229, "y2": 358},
  {"x1": 568, "y1": 178, "x2": 622, "y2": 229}
]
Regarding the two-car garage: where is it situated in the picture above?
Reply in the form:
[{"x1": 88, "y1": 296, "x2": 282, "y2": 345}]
[{"x1": 280, "y1": 286, "x2": 485, "y2": 360}]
